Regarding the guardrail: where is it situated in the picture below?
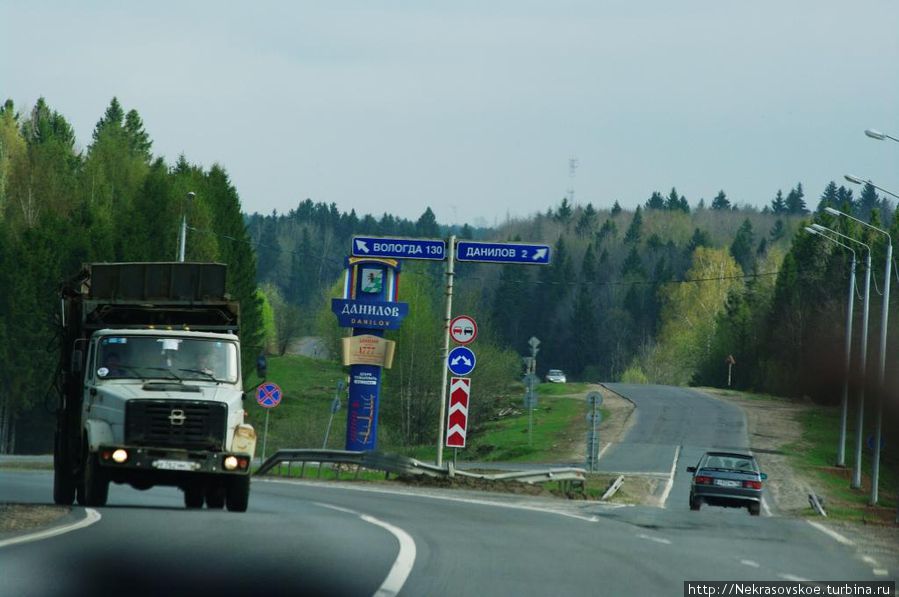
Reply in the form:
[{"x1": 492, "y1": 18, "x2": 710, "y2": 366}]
[{"x1": 255, "y1": 449, "x2": 587, "y2": 493}]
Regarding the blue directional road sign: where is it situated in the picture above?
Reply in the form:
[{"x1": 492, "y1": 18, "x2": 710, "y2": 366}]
[
  {"x1": 352, "y1": 236, "x2": 446, "y2": 261},
  {"x1": 447, "y1": 346, "x2": 476, "y2": 376},
  {"x1": 456, "y1": 241, "x2": 551, "y2": 264}
]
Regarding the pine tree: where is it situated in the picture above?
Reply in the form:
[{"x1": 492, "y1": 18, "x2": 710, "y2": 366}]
[
  {"x1": 769, "y1": 219, "x2": 785, "y2": 242},
  {"x1": 555, "y1": 198, "x2": 573, "y2": 223},
  {"x1": 858, "y1": 183, "x2": 881, "y2": 220},
  {"x1": 624, "y1": 206, "x2": 643, "y2": 244},
  {"x1": 575, "y1": 203, "x2": 597, "y2": 235},
  {"x1": 730, "y1": 219, "x2": 756, "y2": 273},
  {"x1": 611, "y1": 201, "x2": 622, "y2": 216},
  {"x1": 771, "y1": 190, "x2": 787, "y2": 214},
  {"x1": 785, "y1": 183, "x2": 807, "y2": 215},
  {"x1": 816, "y1": 181, "x2": 838, "y2": 213},
  {"x1": 621, "y1": 246, "x2": 645, "y2": 277},
  {"x1": 415, "y1": 206, "x2": 439, "y2": 237},
  {"x1": 711, "y1": 190, "x2": 731, "y2": 210},
  {"x1": 645, "y1": 192, "x2": 665, "y2": 210}
]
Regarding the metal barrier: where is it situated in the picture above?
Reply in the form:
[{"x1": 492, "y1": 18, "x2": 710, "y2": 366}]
[{"x1": 255, "y1": 449, "x2": 586, "y2": 490}]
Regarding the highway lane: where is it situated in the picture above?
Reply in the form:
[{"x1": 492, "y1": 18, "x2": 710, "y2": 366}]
[{"x1": 0, "y1": 469, "x2": 887, "y2": 596}]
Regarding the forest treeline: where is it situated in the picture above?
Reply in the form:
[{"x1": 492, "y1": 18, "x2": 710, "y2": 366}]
[
  {"x1": 0, "y1": 97, "x2": 261, "y2": 452},
  {"x1": 2, "y1": 95, "x2": 896, "y2": 453}
]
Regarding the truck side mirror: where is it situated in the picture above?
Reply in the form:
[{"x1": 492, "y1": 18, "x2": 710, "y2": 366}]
[
  {"x1": 71, "y1": 339, "x2": 87, "y2": 373},
  {"x1": 256, "y1": 353, "x2": 267, "y2": 380}
]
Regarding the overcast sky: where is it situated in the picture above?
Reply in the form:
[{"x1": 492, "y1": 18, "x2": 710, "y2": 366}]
[{"x1": 3, "y1": 1, "x2": 898, "y2": 225}]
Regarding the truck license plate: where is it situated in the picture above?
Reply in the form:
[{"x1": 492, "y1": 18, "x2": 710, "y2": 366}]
[{"x1": 152, "y1": 459, "x2": 200, "y2": 471}]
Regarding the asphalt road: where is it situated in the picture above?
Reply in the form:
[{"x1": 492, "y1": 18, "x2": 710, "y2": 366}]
[{"x1": 0, "y1": 385, "x2": 891, "y2": 596}]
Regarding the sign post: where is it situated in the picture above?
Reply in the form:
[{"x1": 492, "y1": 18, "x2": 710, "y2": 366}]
[
  {"x1": 436, "y1": 236, "x2": 457, "y2": 468},
  {"x1": 585, "y1": 391, "x2": 603, "y2": 472},
  {"x1": 322, "y1": 379, "x2": 345, "y2": 449},
  {"x1": 256, "y1": 382, "x2": 282, "y2": 462}
]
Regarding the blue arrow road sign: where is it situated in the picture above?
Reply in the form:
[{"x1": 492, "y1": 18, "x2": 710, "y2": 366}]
[
  {"x1": 456, "y1": 241, "x2": 551, "y2": 264},
  {"x1": 352, "y1": 236, "x2": 446, "y2": 260},
  {"x1": 447, "y1": 346, "x2": 476, "y2": 376}
]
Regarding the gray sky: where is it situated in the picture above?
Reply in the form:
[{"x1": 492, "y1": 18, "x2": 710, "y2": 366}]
[{"x1": 3, "y1": 1, "x2": 898, "y2": 225}]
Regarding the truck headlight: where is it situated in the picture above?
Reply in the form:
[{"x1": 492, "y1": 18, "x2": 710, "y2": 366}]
[
  {"x1": 112, "y1": 449, "x2": 128, "y2": 463},
  {"x1": 223, "y1": 455, "x2": 239, "y2": 470}
]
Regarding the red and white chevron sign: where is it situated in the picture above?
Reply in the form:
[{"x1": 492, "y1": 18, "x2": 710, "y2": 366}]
[{"x1": 445, "y1": 377, "x2": 471, "y2": 448}]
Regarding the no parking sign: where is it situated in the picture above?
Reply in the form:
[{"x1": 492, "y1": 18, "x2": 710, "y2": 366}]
[{"x1": 257, "y1": 382, "x2": 282, "y2": 408}]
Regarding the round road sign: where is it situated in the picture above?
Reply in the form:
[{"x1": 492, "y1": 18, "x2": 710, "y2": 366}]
[
  {"x1": 447, "y1": 346, "x2": 476, "y2": 376},
  {"x1": 257, "y1": 382, "x2": 282, "y2": 408},
  {"x1": 586, "y1": 391, "x2": 603, "y2": 406},
  {"x1": 450, "y1": 315, "x2": 478, "y2": 345}
]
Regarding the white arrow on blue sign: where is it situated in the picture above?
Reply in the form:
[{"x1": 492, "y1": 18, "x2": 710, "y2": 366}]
[
  {"x1": 447, "y1": 346, "x2": 476, "y2": 376},
  {"x1": 456, "y1": 241, "x2": 551, "y2": 264},
  {"x1": 352, "y1": 236, "x2": 446, "y2": 261}
]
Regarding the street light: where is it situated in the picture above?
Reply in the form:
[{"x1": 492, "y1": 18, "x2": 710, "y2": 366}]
[
  {"x1": 826, "y1": 199, "x2": 892, "y2": 505},
  {"x1": 177, "y1": 191, "x2": 196, "y2": 262},
  {"x1": 807, "y1": 225, "x2": 870, "y2": 473},
  {"x1": 865, "y1": 129, "x2": 899, "y2": 143}
]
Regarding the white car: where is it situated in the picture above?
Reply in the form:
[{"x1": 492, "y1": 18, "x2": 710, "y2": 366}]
[{"x1": 545, "y1": 369, "x2": 567, "y2": 383}]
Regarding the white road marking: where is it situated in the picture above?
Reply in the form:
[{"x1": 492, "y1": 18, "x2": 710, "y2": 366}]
[
  {"x1": 873, "y1": 569, "x2": 889, "y2": 577},
  {"x1": 659, "y1": 445, "x2": 681, "y2": 508},
  {"x1": 263, "y1": 478, "x2": 603, "y2": 522},
  {"x1": 0, "y1": 508, "x2": 101, "y2": 549},
  {"x1": 598, "y1": 441, "x2": 613, "y2": 460},
  {"x1": 779, "y1": 574, "x2": 810, "y2": 582},
  {"x1": 740, "y1": 559, "x2": 760, "y2": 568},
  {"x1": 863, "y1": 556, "x2": 878, "y2": 566},
  {"x1": 637, "y1": 533, "x2": 672, "y2": 545},
  {"x1": 806, "y1": 520, "x2": 855, "y2": 546},
  {"x1": 315, "y1": 503, "x2": 416, "y2": 597}
]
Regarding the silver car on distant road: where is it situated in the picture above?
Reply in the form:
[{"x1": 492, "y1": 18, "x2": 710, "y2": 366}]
[{"x1": 687, "y1": 451, "x2": 766, "y2": 516}]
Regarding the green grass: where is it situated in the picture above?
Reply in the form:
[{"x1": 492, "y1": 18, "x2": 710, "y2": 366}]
[
  {"x1": 245, "y1": 356, "x2": 599, "y2": 469},
  {"x1": 463, "y1": 393, "x2": 603, "y2": 462},
  {"x1": 787, "y1": 406, "x2": 897, "y2": 522},
  {"x1": 535, "y1": 382, "x2": 589, "y2": 396},
  {"x1": 243, "y1": 354, "x2": 349, "y2": 455}
]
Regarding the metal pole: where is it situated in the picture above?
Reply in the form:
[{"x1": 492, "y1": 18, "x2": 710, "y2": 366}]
[
  {"x1": 262, "y1": 409, "x2": 270, "y2": 463},
  {"x1": 871, "y1": 241, "x2": 891, "y2": 505},
  {"x1": 177, "y1": 191, "x2": 194, "y2": 262},
  {"x1": 436, "y1": 235, "x2": 456, "y2": 468},
  {"x1": 838, "y1": 253, "x2": 856, "y2": 467},
  {"x1": 528, "y1": 406, "x2": 533, "y2": 446},
  {"x1": 852, "y1": 250, "x2": 872, "y2": 489},
  {"x1": 322, "y1": 411, "x2": 335, "y2": 449}
]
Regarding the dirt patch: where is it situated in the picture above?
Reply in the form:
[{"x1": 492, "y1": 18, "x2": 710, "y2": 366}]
[{"x1": 0, "y1": 504, "x2": 69, "y2": 533}]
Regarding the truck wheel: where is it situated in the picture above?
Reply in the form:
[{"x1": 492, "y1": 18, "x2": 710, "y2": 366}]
[
  {"x1": 53, "y1": 464, "x2": 76, "y2": 506},
  {"x1": 225, "y1": 475, "x2": 250, "y2": 512},
  {"x1": 184, "y1": 486, "x2": 204, "y2": 509},
  {"x1": 82, "y1": 454, "x2": 109, "y2": 507},
  {"x1": 205, "y1": 484, "x2": 226, "y2": 509}
]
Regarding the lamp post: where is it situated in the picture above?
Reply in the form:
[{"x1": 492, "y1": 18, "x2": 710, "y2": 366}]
[
  {"x1": 827, "y1": 197, "x2": 893, "y2": 505},
  {"x1": 177, "y1": 191, "x2": 196, "y2": 262},
  {"x1": 807, "y1": 226, "x2": 869, "y2": 471},
  {"x1": 865, "y1": 129, "x2": 899, "y2": 144}
]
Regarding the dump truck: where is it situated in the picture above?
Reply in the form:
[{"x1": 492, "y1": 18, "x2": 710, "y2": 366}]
[{"x1": 53, "y1": 262, "x2": 257, "y2": 511}]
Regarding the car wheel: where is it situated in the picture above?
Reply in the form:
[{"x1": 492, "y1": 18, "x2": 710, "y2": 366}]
[
  {"x1": 689, "y1": 495, "x2": 701, "y2": 511},
  {"x1": 748, "y1": 502, "x2": 761, "y2": 516}
]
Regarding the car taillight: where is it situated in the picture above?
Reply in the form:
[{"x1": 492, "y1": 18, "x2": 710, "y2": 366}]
[
  {"x1": 743, "y1": 480, "x2": 762, "y2": 490},
  {"x1": 695, "y1": 476, "x2": 713, "y2": 485}
]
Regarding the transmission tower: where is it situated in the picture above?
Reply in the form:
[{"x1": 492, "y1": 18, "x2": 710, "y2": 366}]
[{"x1": 567, "y1": 157, "x2": 579, "y2": 207}]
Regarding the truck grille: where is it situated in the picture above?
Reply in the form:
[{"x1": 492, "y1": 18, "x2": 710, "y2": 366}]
[{"x1": 125, "y1": 400, "x2": 227, "y2": 450}]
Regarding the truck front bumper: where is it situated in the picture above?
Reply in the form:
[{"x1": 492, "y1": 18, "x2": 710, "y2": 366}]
[{"x1": 97, "y1": 445, "x2": 251, "y2": 476}]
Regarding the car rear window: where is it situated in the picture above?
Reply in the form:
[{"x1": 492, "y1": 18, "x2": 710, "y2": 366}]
[{"x1": 702, "y1": 455, "x2": 757, "y2": 471}]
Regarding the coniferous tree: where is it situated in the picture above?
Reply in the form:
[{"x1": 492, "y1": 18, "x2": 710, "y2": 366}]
[
  {"x1": 624, "y1": 206, "x2": 643, "y2": 244},
  {"x1": 711, "y1": 190, "x2": 731, "y2": 210},
  {"x1": 645, "y1": 191, "x2": 665, "y2": 210},
  {"x1": 611, "y1": 201, "x2": 622, "y2": 216},
  {"x1": 785, "y1": 183, "x2": 807, "y2": 215},
  {"x1": 771, "y1": 190, "x2": 787, "y2": 214},
  {"x1": 730, "y1": 219, "x2": 756, "y2": 273}
]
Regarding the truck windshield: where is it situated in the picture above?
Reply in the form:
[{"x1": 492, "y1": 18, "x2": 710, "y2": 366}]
[{"x1": 96, "y1": 336, "x2": 239, "y2": 383}]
